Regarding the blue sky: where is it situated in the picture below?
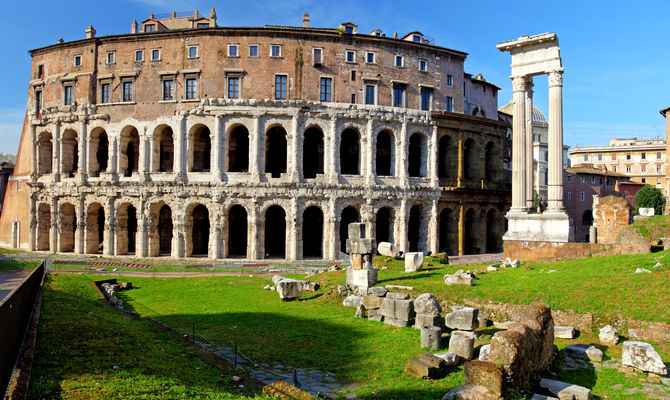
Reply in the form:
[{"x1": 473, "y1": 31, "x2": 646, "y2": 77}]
[{"x1": 1, "y1": 0, "x2": 668, "y2": 153}]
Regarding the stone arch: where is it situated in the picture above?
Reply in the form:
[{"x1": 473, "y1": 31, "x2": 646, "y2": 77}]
[
  {"x1": 375, "y1": 206, "x2": 394, "y2": 245},
  {"x1": 153, "y1": 124, "x2": 174, "y2": 172},
  {"x1": 376, "y1": 130, "x2": 394, "y2": 176},
  {"x1": 486, "y1": 208, "x2": 502, "y2": 253},
  {"x1": 61, "y1": 129, "x2": 78, "y2": 177},
  {"x1": 438, "y1": 134, "x2": 457, "y2": 179},
  {"x1": 265, "y1": 125, "x2": 287, "y2": 178},
  {"x1": 408, "y1": 132, "x2": 427, "y2": 178},
  {"x1": 59, "y1": 202, "x2": 76, "y2": 252},
  {"x1": 116, "y1": 203, "x2": 138, "y2": 255},
  {"x1": 339, "y1": 206, "x2": 360, "y2": 253},
  {"x1": 227, "y1": 124, "x2": 249, "y2": 172},
  {"x1": 303, "y1": 126, "x2": 324, "y2": 179},
  {"x1": 302, "y1": 205, "x2": 324, "y2": 259},
  {"x1": 149, "y1": 203, "x2": 173, "y2": 256},
  {"x1": 37, "y1": 203, "x2": 51, "y2": 251},
  {"x1": 88, "y1": 127, "x2": 108, "y2": 177},
  {"x1": 340, "y1": 128, "x2": 360, "y2": 175},
  {"x1": 37, "y1": 131, "x2": 52, "y2": 176},
  {"x1": 485, "y1": 141, "x2": 499, "y2": 182},
  {"x1": 85, "y1": 202, "x2": 105, "y2": 254},
  {"x1": 464, "y1": 208, "x2": 479, "y2": 255},
  {"x1": 408, "y1": 204, "x2": 425, "y2": 252},
  {"x1": 439, "y1": 207, "x2": 458, "y2": 255},
  {"x1": 187, "y1": 204, "x2": 210, "y2": 257},
  {"x1": 464, "y1": 138, "x2": 480, "y2": 181},
  {"x1": 120, "y1": 125, "x2": 140, "y2": 177},
  {"x1": 188, "y1": 124, "x2": 211, "y2": 172},
  {"x1": 227, "y1": 204, "x2": 247, "y2": 258},
  {"x1": 264, "y1": 205, "x2": 286, "y2": 259}
]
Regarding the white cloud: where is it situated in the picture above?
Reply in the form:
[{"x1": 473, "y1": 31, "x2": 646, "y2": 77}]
[{"x1": 0, "y1": 107, "x2": 25, "y2": 154}]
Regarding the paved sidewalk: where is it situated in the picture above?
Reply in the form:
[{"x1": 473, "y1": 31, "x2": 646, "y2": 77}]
[{"x1": 0, "y1": 270, "x2": 30, "y2": 302}]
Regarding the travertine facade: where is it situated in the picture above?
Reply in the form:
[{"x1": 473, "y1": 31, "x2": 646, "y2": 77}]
[{"x1": 0, "y1": 11, "x2": 510, "y2": 259}]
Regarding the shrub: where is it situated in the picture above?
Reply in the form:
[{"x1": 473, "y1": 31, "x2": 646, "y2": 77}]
[{"x1": 635, "y1": 185, "x2": 666, "y2": 216}]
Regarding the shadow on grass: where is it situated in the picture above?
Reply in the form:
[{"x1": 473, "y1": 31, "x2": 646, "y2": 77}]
[{"x1": 377, "y1": 271, "x2": 443, "y2": 284}]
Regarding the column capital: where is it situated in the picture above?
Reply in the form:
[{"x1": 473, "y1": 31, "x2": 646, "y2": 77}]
[
  {"x1": 548, "y1": 69, "x2": 564, "y2": 87},
  {"x1": 511, "y1": 75, "x2": 528, "y2": 92}
]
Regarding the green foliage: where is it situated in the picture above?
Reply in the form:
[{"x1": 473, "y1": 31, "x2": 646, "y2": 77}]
[{"x1": 635, "y1": 185, "x2": 666, "y2": 216}]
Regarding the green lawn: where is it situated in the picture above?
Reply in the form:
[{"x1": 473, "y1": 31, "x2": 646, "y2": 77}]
[{"x1": 0, "y1": 259, "x2": 39, "y2": 270}]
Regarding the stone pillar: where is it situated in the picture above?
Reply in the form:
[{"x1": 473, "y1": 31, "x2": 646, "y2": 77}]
[
  {"x1": 428, "y1": 199, "x2": 439, "y2": 254},
  {"x1": 30, "y1": 125, "x2": 37, "y2": 179},
  {"x1": 458, "y1": 203, "x2": 465, "y2": 255},
  {"x1": 104, "y1": 197, "x2": 114, "y2": 256},
  {"x1": 365, "y1": 119, "x2": 375, "y2": 185},
  {"x1": 457, "y1": 134, "x2": 463, "y2": 187},
  {"x1": 53, "y1": 123, "x2": 61, "y2": 180},
  {"x1": 289, "y1": 114, "x2": 300, "y2": 182},
  {"x1": 250, "y1": 116, "x2": 261, "y2": 181},
  {"x1": 139, "y1": 127, "x2": 150, "y2": 175},
  {"x1": 78, "y1": 120, "x2": 87, "y2": 183},
  {"x1": 248, "y1": 202, "x2": 260, "y2": 259},
  {"x1": 107, "y1": 136, "x2": 118, "y2": 175},
  {"x1": 328, "y1": 117, "x2": 339, "y2": 184},
  {"x1": 287, "y1": 198, "x2": 298, "y2": 260},
  {"x1": 326, "y1": 198, "x2": 337, "y2": 259},
  {"x1": 50, "y1": 198, "x2": 58, "y2": 252},
  {"x1": 213, "y1": 115, "x2": 223, "y2": 181},
  {"x1": 479, "y1": 211, "x2": 487, "y2": 254},
  {"x1": 429, "y1": 124, "x2": 439, "y2": 188},
  {"x1": 75, "y1": 197, "x2": 85, "y2": 254},
  {"x1": 172, "y1": 212, "x2": 185, "y2": 258},
  {"x1": 510, "y1": 76, "x2": 528, "y2": 212},
  {"x1": 397, "y1": 198, "x2": 408, "y2": 253},
  {"x1": 361, "y1": 202, "x2": 374, "y2": 240},
  {"x1": 174, "y1": 114, "x2": 186, "y2": 179},
  {"x1": 28, "y1": 196, "x2": 36, "y2": 251},
  {"x1": 210, "y1": 208, "x2": 222, "y2": 259},
  {"x1": 398, "y1": 120, "x2": 408, "y2": 187},
  {"x1": 547, "y1": 69, "x2": 565, "y2": 212},
  {"x1": 525, "y1": 76, "x2": 534, "y2": 210}
]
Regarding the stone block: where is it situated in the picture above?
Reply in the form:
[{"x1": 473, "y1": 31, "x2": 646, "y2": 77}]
[
  {"x1": 444, "y1": 275, "x2": 474, "y2": 286},
  {"x1": 386, "y1": 292, "x2": 410, "y2": 300},
  {"x1": 346, "y1": 266, "x2": 378, "y2": 290},
  {"x1": 478, "y1": 344, "x2": 490, "y2": 361},
  {"x1": 539, "y1": 378, "x2": 591, "y2": 400},
  {"x1": 348, "y1": 222, "x2": 366, "y2": 240},
  {"x1": 639, "y1": 207, "x2": 655, "y2": 216},
  {"x1": 414, "y1": 293, "x2": 442, "y2": 315},
  {"x1": 363, "y1": 294, "x2": 384, "y2": 310},
  {"x1": 385, "y1": 317, "x2": 410, "y2": 327},
  {"x1": 598, "y1": 325, "x2": 619, "y2": 345},
  {"x1": 464, "y1": 360, "x2": 504, "y2": 397},
  {"x1": 342, "y1": 295, "x2": 363, "y2": 308},
  {"x1": 367, "y1": 308, "x2": 383, "y2": 322},
  {"x1": 477, "y1": 315, "x2": 489, "y2": 328},
  {"x1": 368, "y1": 286, "x2": 388, "y2": 297},
  {"x1": 276, "y1": 279, "x2": 303, "y2": 301},
  {"x1": 377, "y1": 241, "x2": 397, "y2": 257},
  {"x1": 354, "y1": 304, "x2": 366, "y2": 318},
  {"x1": 621, "y1": 341, "x2": 667, "y2": 375},
  {"x1": 441, "y1": 384, "x2": 499, "y2": 400},
  {"x1": 433, "y1": 352, "x2": 459, "y2": 366},
  {"x1": 486, "y1": 264, "x2": 499, "y2": 272},
  {"x1": 421, "y1": 326, "x2": 442, "y2": 350},
  {"x1": 554, "y1": 326, "x2": 576, "y2": 339},
  {"x1": 302, "y1": 282, "x2": 319, "y2": 291},
  {"x1": 350, "y1": 253, "x2": 363, "y2": 269},
  {"x1": 347, "y1": 238, "x2": 376, "y2": 254},
  {"x1": 449, "y1": 330, "x2": 476, "y2": 360},
  {"x1": 405, "y1": 252, "x2": 424, "y2": 272},
  {"x1": 415, "y1": 314, "x2": 442, "y2": 330},
  {"x1": 405, "y1": 358, "x2": 439, "y2": 379},
  {"x1": 445, "y1": 307, "x2": 479, "y2": 331},
  {"x1": 565, "y1": 344, "x2": 603, "y2": 362}
]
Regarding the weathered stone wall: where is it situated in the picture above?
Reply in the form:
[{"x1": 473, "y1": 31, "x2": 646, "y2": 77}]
[
  {"x1": 592, "y1": 195, "x2": 630, "y2": 244},
  {"x1": 503, "y1": 239, "x2": 649, "y2": 262}
]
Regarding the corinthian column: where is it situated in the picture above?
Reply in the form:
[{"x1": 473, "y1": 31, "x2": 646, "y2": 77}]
[
  {"x1": 524, "y1": 76, "x2": 534, "y2": 210},
  {"x1": 547, "y1": 69, "x2": 565, "y2": 212},
  {"x1": 510, "y1": 76, "x2": 528, "y2": 212}
]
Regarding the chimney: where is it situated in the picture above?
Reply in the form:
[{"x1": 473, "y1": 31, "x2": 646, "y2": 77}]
[
  {"x1": 302, "y1": 12, "x2": 310, "y2": 27},
  {"x1": 393, "y1": 32, "x2": 398, "y2": 39},
  {"x1": 171, "y1": 11, "x2": 176, "y2": 19},
  {"x1": 57, "y1": 38, "x2": 64, "y2": 44},
  {"x1": 194, "y1": 9, "x2": 199, "y2": 18},
  {"x1": 148, "y1": 13, "x2": 154, "y2": 19},
  {"x1": 209, "y1": 7, "x2": 217, "y2": 27},
  {"x1": 85, "y1": 25, "x2": 96, "y2": 39},
  {"x1": 131, "y1": 20, "x2": 138, "y2": 34}
]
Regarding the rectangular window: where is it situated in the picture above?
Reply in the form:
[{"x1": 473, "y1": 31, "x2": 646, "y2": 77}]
[
  {"x1": 271, "y1": 45, "x2": 281, "y2": 57},
  {"x1": 626, "y1": 165, "x2": 631, "y2": 172},
  {"x1": 611, "y1": 154, "x2": 616, "y2": 160},
  {"x1": 162, "y1": 79, "x2": 174, "y2": 100},
  {"x1": 445, "y1": 96, "x2": 454, "y2": 112},
  {"x1": 74, "y1": 55, "x2": 81, "y2": 67},
  {"x1": 100, "y1": 82, "x2": 110, "y2": 103},
  {"x1": 185, "y1": 78, "x2": 198, "y2": 99},
  {"x1": 366, "y1": 52, "x2": 375, "y2": 64},
  {"x1": 395, "y1": 55, "x2": 404, "y2": 67},
  {"x1": 346, "y1": 50, "x2": 355, "y2": 63},
  {"x1": 413, "y1": 34, "x2": 421, "y2": 42},
  {"x1": 583, "y1": 154, "x2": 588, "y2": 161},
  {"x1": 393, "y1": 86, "x2": 405, "y2": 107},
  {"x1": 37, "y1": 65, "x2": 44, "y2": 79},
  {"x1": 591, "y1": 176, "x2": 596, "y2": 184},
  {"x1": 567, "y1": 175, "x2": 572, "y2": 183},
  {"x1": 228, "y1": 44, "x2": 238, "y2": 57},
  {"x1": 351, "y1": 93, "x2": 356, "y2": 103},
  {"x1": 145, "y1": 24, "x2": 155, "y2": 32},
  {"x1": 657, "y1": 165, "x2": 662, "y2": 172},
  {"x1": 351, "y1": 71, "x2": 356, "y2": 81},
  {"x1": 580, "y1": 176, "x2": 585, "y2": 183},
  {"x1": 581, "y1": 191, "x2": 585, "y2": 201},
  {"x1": 641, "y1": 165, "x2": 646, "y2": 173},
  {"x1": 122, "y1": 81, "x2": 133, "y2": 102},
  {"x1": 447, "y1": 74, "x2": 453, "y2": 87},
  {"x1": 567, "y1": 191, "x2": 572, "y2": 200},
  {"x1": 420, "y1": 88, "x2": 432, "y2": 111},
  {"x1": 320, "y1": 77, "x2": 332, "y2": 102},
  {"x1": 598, "y1": 154, "x2": 602, "y2": 161},
  {"x1": 227, "y1": 77, "x2": 239, "y2": 99},
  {"x1": 613, "y1": 166, "x2": 617, "y2": 172},
  {"x1": 419, "y1": 59, "x2": 427, "y2": 71},
  {"x1": 657, "y1": 152, "x2": 662, "y2": 159},
  {"x1": 641, "y1": 152, "x2": 646, "y2": 160},
  {"x1": 107, "y1": 52, "x2": 115, "y2": 64},
  {"x1": 249, "y1": 45, "x2": 258, "y2": 57},
  {"x1": 626, "y1": 153, "x2": 631, "y2": 160},
  {"x1": 642, "y1": 178, "x2": 646, "y2": 183},
  {"x1": 135, "y1": 50, "x2": 144, "y2": 62},
  {"x1": 197, "y1": 22, "x2": 209, "y2": 28},
  {"x1": 274, "y1": 75, "x2": 287, "y2": 100},
  {"x1": 188, "y1": 46, "x2": 198, "y2": 58},
  {"x1": 313, "y1": 48, "x2": 322, "y2": 64},
  {"x1": 544, "y1": 151, "x2": 548, "y2": 161},
  {"x1": 63, "y1": 85, "x2": 73, "y2": 105},
  {"x1": 34, "y1": 90, "x2": 42, "y2": 112},
  {"x1": 151, "y1": 49, "x2": 161, "y2": 61},
  {"x1": 365, "y1": 85, "x2": 375, "y2": 105}
]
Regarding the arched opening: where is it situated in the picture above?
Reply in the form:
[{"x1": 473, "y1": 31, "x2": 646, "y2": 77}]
[
  {"x1": 265, "y1": 126, "x2": 287, "y2": 178},
  {"x1": 189, "y1": 204, "x2": 210, "y2": 256},
  {"x1": 154, "y1": 204, "x2": 173, "y2": 256},
  {"x1": 37, "y1": 132, "x2": 52, "y2": 176},
  {"x1": 485, "y1": 141, "x2": 498, "y2": 182},
  {"x1": 375, "y1": 207, "x2": 393, "y2": 244},
  {"x1": 188, "y1": 124, "x2": 211, "y2": 172},
  {"x1": 120, "y1": 126, "x2": 139, "y2": 177},
  {"x1": 153, "y1": 125, "x2": 174, "y2": 172},
  {"x1": 61, "y1": 129, "x2": 78, "y2": 177},
  {"x1": 376, "y1": 130, "x2": 394, "y2": 176},
  {"x1": 438, "y1": 135, "x2": 457, "y2": 179},
  {"x1": 340, "y1": 129, "x2": 360, "y2": 175},
  {"x1": 439, "y1": 208, "x2": 458, "y2": 255},
  {"x1": 117, "y1": 204, "x2": 137, "y2": 255},
  {"x1": 302, "y1": 206, "x2": 323, "y2": 258},
  {"x1": 408, "y1": 133, "x2": 427, "y2": 178},
  {"x1": 464, "y1": 138, "x2": 479, "y2": 181},
  {"x1": 227, "y1": 205, "x2": 247, "y2": 257},
  {"x1": 228, "y1": 125, "x2": 249, "y2": 172},
  {"x1": 486, "y1": 209, "x2": 501, "y2": 253},
  {"x1": 303, "y1": 127, "x2": 324, "y2": 179},
  {"x1": 37, "y1": 203, "x2": 51, "y2": 251},
  {"x1": 88, "y1": 128, "x2": 108, "y2": 177},
  {"x1": 339, "y1": 206, "x2": 360, "y2": 253},
  {"x1": 582, "y1": 210, "x2": 593, "y2": 226},
  {"x1": 408, "y1": 205, "x2": 422, "y2": 252},
  {"x1": 264, "y1": 205, "x2": 286, "y2": 258},
  {"x1": 464, "y1": 208, "x2": 479, "y2": 255},
  {"x1": 59, "y1": 203, "x2": 76, "y2": 252},
  {"x1": 86, "y1": 203, "x2": 104, "y2": 254}
]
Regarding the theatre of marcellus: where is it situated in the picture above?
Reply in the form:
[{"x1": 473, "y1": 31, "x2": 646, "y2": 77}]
[{"x1": 0, "y1": 9, "x2": 514, "y2": 260}]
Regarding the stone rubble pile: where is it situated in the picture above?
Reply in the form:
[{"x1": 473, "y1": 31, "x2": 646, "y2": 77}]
[
  {"x1": 444, "y1": 270, "x2": 476, "y2": 286},
  {"x1": 414, "y1": 293, "x2": 442, "y2": 330}
]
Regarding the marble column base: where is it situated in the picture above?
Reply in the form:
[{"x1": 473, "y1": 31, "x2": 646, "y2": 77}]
[{"x1": 503, "y1": 210, "x2": 570, "y2": 243}]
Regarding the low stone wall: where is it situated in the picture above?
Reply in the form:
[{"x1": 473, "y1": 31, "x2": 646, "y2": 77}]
[{"x1": 503, "y1": 240, "x2": 649, "y2": 262}]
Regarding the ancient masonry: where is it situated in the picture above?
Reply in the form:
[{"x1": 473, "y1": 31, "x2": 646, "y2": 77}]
[{"x1": 1, "y1": 10, "x2": 511, "y2": 260}]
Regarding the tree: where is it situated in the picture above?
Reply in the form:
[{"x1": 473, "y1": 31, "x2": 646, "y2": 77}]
[{"x1": 635, "y1": 185, "x2": 666, "y2": 216}]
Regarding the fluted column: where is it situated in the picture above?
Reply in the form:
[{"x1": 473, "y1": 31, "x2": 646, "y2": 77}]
[
  {"x1": 547, "y1": 69, "x2": 565, "y2": 212},
  {"x1": 524, "y1": 76, "x2": 534, "y2": 210},
  {"x1": 510, "y1": 76, "x2": 528, "y2": 212}
]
